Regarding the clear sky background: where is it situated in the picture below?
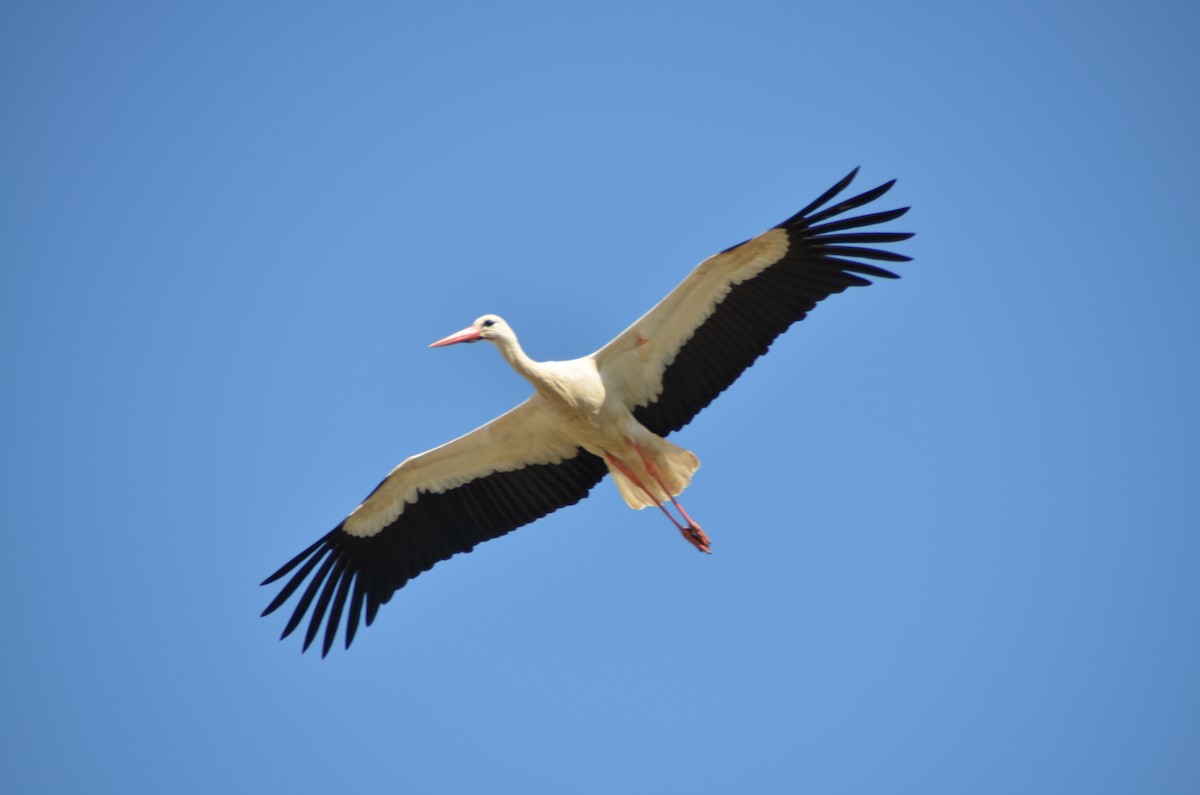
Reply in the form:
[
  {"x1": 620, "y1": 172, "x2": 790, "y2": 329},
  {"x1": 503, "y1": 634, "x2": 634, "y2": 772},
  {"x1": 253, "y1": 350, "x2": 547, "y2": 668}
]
[{"x1": 3, "y1": 2, "x2": 1198, "y2": 793}]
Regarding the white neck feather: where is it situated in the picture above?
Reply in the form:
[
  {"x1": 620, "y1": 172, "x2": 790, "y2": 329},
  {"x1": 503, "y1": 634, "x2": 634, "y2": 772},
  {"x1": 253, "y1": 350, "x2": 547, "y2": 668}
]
[{"x1": 492, "y1": 331, "x2": 546, "y2": 387}]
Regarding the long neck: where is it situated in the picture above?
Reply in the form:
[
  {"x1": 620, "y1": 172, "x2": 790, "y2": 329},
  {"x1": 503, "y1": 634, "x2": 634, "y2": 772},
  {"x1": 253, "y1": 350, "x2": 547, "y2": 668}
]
[{"x1": 492, "y1": 332, "x2": 547, "y2": 387}]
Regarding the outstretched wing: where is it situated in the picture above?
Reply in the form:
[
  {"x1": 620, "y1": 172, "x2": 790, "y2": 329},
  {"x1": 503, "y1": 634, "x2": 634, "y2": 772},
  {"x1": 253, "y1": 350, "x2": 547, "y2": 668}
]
[
  {"x1": 261, "y1": 396, "x2": 608, "y2": 656},
  {"x1": 593, "y1": 168, "x2": 912, "y2": 435}
]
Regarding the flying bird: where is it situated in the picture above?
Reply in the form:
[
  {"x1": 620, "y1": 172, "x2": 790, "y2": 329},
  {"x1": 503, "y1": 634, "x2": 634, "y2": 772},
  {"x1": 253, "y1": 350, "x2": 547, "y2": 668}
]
[{"x1": 262, "y1": 168, "x2": 912, "y2": 655}]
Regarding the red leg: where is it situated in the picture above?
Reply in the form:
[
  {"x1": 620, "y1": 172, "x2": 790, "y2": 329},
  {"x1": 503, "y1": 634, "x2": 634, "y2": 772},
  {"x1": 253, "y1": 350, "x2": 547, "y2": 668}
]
[
  {"x1": 630, "y1": 443, "x2": 712, "y2": 554},
  {"x1": 605, "y1": 454, "x2": 691, "y2": 534}
]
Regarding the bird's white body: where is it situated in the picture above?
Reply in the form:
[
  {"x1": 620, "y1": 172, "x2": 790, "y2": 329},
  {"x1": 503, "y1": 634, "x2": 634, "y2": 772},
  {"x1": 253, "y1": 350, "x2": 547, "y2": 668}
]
[
  {"x1": 516, "y1": 355, "x2": 701, "y2": 512},
  {"x1": 263, "y1": 169, "x2": 912, "y2": 655}
]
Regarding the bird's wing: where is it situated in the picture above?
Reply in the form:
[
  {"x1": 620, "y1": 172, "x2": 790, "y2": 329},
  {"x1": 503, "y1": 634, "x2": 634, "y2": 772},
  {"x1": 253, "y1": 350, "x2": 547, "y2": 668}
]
[
  {"x1": 261, "y1": 396, "x2": 608, "y2": 655},
  {"x1": 592, "y1": 168, "x2": 912, "y2": 436}
]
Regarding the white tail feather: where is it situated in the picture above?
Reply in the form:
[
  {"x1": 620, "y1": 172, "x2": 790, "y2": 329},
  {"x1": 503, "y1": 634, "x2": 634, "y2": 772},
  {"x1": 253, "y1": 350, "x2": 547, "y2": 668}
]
[{"x1": 607, "y1": 437, "x2": 700, "y2": 509}]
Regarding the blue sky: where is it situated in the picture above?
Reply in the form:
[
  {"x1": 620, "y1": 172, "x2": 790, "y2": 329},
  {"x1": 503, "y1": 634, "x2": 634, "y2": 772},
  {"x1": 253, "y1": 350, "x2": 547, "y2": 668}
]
[{"x1": 3, "y1": 1, "x2": 1198, "y2": 792}]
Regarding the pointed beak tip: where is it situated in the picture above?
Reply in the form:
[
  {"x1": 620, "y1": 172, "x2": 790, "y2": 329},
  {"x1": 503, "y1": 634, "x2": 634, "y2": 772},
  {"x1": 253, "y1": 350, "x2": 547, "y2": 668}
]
[{"x1": 429, "y1": 326, "x2": 483, "y2": 348}]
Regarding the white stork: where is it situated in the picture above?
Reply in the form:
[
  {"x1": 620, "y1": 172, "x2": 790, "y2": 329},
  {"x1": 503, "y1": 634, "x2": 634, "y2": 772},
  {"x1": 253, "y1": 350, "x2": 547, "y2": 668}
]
[{"x1": 262, "y1": 168, "x2": 912, "y2": 655}]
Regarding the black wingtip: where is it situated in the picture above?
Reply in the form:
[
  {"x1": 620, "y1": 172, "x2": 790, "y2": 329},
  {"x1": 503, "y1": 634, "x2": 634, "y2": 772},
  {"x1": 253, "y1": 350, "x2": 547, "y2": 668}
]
[
  {"x1": 802, "y1": 179, "x2": 901, "y2": 228},
  {"x1": 806, "y1": 206, "x2": 910, "y2": 236},
  {"x1": 261, "y1": 533, "x2": 329, "y2": 586},
  {"x1": 779, "y1": 167, "x2": 862, "y2": 227}
]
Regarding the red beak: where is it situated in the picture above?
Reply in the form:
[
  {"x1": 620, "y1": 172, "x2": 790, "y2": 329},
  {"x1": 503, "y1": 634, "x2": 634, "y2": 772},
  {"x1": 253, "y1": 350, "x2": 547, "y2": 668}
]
[{"x1": 429, "y1": 325, "x2": 483, "y2": 348}]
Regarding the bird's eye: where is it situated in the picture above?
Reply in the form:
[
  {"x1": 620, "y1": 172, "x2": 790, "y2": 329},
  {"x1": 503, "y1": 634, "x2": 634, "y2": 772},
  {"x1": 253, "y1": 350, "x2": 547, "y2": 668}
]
[{"x1": 482, "y1": 319, "x2": 496, "y2": 328}]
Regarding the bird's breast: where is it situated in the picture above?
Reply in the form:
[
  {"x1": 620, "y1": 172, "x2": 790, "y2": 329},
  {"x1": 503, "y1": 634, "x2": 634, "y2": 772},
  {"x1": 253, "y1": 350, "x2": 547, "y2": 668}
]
[{"x1": 528, "y1": 359, "x2": 637, "y2": 449}]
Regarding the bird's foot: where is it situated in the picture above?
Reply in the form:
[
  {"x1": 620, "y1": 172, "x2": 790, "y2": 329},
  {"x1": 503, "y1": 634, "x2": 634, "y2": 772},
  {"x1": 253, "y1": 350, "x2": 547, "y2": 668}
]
[{"x1": 681, "y1": 522, "x2": 712, "y2": 554}]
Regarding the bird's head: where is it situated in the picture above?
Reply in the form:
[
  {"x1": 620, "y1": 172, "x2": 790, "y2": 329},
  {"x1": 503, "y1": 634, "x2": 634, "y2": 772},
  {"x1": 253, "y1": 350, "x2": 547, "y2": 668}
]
[{"x1": 429, "y1": 314, "x2": 512, "y2": 348}]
